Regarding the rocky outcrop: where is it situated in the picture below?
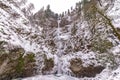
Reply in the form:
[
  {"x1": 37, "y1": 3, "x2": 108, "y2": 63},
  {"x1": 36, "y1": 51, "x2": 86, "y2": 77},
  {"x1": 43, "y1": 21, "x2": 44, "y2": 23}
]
[
  {"x1": 42, "y1": 55, "x2": 54, "y2": 74},
  {"x1": 49, "y1": 19, "x2": 58, "y2": 28},
  {"x1": 70, "y1": 58, "x2": 104, "y2": 77},
  {"x1": 70, "y1": 58, "x2": 83, "y2": 73},
  {"x1": 0, "y1": 41, "x2": 36, "y2": 80},
  {"x1": 60, "y1": 18, "x2": 71, "y2": 27}
]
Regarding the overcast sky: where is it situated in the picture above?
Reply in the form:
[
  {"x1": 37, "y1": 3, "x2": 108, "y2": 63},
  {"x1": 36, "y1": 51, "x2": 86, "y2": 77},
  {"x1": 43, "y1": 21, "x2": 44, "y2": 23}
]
[{"x1": 28, "y1": 0, "x2": 81, "y2": 13}]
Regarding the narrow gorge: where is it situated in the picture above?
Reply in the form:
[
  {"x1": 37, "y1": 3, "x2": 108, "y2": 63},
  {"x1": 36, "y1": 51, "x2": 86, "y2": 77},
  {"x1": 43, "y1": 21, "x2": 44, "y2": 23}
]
[{"x1": 0, "y1": 0, "x2": 120, "y2": 80}]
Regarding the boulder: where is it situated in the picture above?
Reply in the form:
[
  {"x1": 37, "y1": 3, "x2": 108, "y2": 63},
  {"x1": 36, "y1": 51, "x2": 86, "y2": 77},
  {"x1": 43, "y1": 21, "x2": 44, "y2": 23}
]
[
  {"x1": 0, "y1": 41, "x2": 36, "y2": 80},
  {"x1": 70, "y1": 58, "x2": 104, "y2": 77}
]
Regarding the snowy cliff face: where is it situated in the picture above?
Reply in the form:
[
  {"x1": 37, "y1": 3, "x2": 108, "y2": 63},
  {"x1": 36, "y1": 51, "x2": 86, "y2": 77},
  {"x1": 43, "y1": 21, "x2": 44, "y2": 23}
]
[
  {"x1": 0, "y1": 0, "x2": 42, "y2": 79},
  {"x1": 33, "y1": 0, "x2": 120, "y2": 79},
  {"x1": 1, "y1": 0, "x2": 120, "y2": 80},
  {"x1": 33, "y1": 1, "x2": 105, "y2": 77},
  {"x1": 0, "y1": 0, "x2": 43, "y2": 53}
]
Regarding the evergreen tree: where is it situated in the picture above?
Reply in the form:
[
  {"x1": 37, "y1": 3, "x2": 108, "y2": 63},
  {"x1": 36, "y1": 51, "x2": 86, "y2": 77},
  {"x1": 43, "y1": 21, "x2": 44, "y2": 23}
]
[
  {"x1": 68, "y1": 9, "x2": 70, "y2": 15},
  {"x1": 45, "y1": 5, "x2": 52, "y2": 18},
  {"x1": 71, "y1": 6, "x2": 73, "y2": 11},
  {"x1": 62, "y1": 12, "x2": 64, "y2": 17}
]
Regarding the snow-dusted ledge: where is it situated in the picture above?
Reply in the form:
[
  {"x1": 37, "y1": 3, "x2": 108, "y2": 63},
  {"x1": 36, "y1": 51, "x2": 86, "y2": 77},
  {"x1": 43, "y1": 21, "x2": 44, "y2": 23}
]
[{"x1": 22, "y1": 75, "x2": 79, "y2": 80}]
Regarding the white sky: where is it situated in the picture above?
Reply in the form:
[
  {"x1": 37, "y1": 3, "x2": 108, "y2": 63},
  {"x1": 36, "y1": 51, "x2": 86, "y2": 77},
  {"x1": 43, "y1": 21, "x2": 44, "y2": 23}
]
[{"x1": 28, "y1": 0, "x2": 81, "y2": 13}]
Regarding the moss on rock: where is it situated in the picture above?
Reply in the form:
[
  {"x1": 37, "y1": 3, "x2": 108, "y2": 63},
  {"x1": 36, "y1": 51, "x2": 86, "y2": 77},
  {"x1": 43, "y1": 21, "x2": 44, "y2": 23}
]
[
  {"x1": 91, "y1": 39, "x2": 113, "y2": 53},
  {"x1": 0, "y1": 41, "x2": 36, "y2": 80},
  {"x1": 42, "y1": 55, "x2": 54, "y2": 74}
]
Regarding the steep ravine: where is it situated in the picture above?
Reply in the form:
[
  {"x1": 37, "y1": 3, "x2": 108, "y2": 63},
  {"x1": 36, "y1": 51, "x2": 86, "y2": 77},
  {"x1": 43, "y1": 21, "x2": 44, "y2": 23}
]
[{"x1": 1, "y1": 0, "x2": 120, "y2": 80}]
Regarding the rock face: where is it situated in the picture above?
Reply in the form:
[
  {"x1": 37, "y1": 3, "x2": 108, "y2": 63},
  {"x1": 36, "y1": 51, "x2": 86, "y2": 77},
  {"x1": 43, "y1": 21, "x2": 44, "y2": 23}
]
[
  {"x1": 60, "y1": 18, "x2": 70, "y2": 27},
  {"x1": 70, "y1": 58, "x2": 104, "y2": 77},
  {"x1": 70, "y1": 58, "x2": 83, "y2": 73},
  {"x1": 0, "y1": 41, "x2": 36, "y2": 80},
  {"x1": 1, "y1": 0, "x2": 119, "y2": 79},
  {"x1": 42, "y1": 55, "x2": 54, "y2": 74}
]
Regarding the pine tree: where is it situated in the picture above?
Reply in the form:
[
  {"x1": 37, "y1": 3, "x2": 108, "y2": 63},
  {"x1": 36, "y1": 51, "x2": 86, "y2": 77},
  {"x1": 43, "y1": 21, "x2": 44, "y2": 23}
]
[
  {"x1": 68, "y1": 9, "x2": 70, "y2": 15},
  {"x1": 71, "y1": 6, "x2": 73, "y2": 11},
  {"x1": 45, "y1": 5, "x2": 51, "y2": 18}
]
